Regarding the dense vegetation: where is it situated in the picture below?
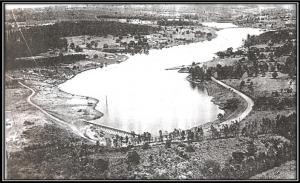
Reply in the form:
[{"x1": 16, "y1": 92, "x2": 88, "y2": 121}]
[
  {"x1": 157, "y1": 19, "x2": 199, "y2": 26},
  {"x1": 185, "y1": 28, "x2": 297, "y2": 179},
  {"x1": 189, "y1": 29, "x2": 297, "y2": 81},
  {"x1": 5, "y1": 21, "x2": 158, "y2": 61},
  {"x1": 244, "y1": 29, "x2": 296, "y2": 47}
]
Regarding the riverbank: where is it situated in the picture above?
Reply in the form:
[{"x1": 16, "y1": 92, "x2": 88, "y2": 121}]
[
  {"x1": 199, "y1": 80, "x2": 248, "y2": 130},
  {"x1": 5, "y1": 53, "x2": 127, "y2": 151},
  {"x1": 5, "y1": 23, "x2": 220, "y2": 153},
  {"x1": 175, "y1": 27, "x2": 297, "y2": 179}
]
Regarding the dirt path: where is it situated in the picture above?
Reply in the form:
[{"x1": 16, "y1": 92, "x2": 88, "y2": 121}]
[
  {"x1": 210, "y1": 77, "x2": 254, "y2": 126},
  {"x1": 188, "y1": 76, "x2": 254, "y2": 132},
  {"x1": 6, "y1": 75, "x2": 92, "y2": 141},
  {"x1": 6, "y1": 75, "x2": 134, "y2": 144},
  {"x1": 5, "y1": 74, "x2": 254, "y2": 147}
]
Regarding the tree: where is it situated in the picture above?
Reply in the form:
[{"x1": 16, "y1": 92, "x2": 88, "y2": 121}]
[
  {"x1": 86, "y1": 43, "x2": 92, "y2": 49},
  {"x1": 272, "y1": 71, "x2": 278, "y2": 79},
  {"x1": 69, "y1": 42, "x2": 75, "y2": 50},
  {"x1": 201, "y1": 160, "x2": 221, "y2": 179},
  {"x1": 216, "y1": 64, "x2": 223, "y2": 79},
  {"x1": 224, "y1": 98, "x2": 240, "y2": 111},
  {"x1": 159, "y1": 130, "x2": 163, "y2": 142},
  {"x1": 246, "y1": 141, "x2": 257, "y2": 156},
  {"x1": 240, "y1": 80, "x2": 245, "y2": 89},
  {"x1": 285, "y1": 55, "x2": 296, "y2": 78},
  {"x1": 75, "y1": 45, "x2": 83, "y2": 52},
  {"x1": 226, "y1": 47, "x2": 233, "y2": 56},
  {"x1": 103, "y1": 44, "x2": 109, "y2": 49},
  {"x1": 248, "y1": 49, "x2": 259, "y2": 77},
  {"x1": 57, "y1": 38, "x2": 68, "y2": 51},
  {"x1": 181, "y1": 131, "x2": 186, "y2": 140},
  {"x1": 216, "y1": 51, "x2": 226, "y2": 59},
  {"x1": 126, "y1": 151, "x2": 140, "y2": 165},
  {"x1": 207, "y1": 32, "x2": 212, "y2": 39},
  {"x1": 235, "y1": 63, "x2": 243, "y2": 79},
  {"x1": 217, "y1": 113, "x2": 223, "y2": 120},
  {"x1": 90, "y1": 41, "x2": 96, "y2": 47},
  {"x1": 165, "y1": 139, "x2": 172, "y2": 148}
]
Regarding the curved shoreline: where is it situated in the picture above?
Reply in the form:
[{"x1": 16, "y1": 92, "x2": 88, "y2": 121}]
[
  {"x1": 7, "y1": 76, "x2": 91, "y2": 141},
  {"x1": 210, "y1": 77, "x2": 254, "y2": 126},
  {"x1": 54, "y1": 33, "x2": 220, "y2": 136},
  {"x1": 55, "y1": 26, "x2": 257, "y2": 136},
  {"x1": 186, "y1": 76, "x2": 253, "y2": 132}
]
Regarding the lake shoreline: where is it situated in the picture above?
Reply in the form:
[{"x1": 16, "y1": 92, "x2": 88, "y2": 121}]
[
  {"x1": 42, "y1": 27, "x2": 256, "y2": 136},
  {"x1": 186, "y1": 76, "x2": 249, "y2": 132},
  {"x1": 6, "y1": 27, "x2": 220, "y2": 146}
]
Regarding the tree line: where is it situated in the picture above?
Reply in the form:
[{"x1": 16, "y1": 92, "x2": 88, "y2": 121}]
[
  {"x1": 244, "y1": 29, "x2": 296, "y2": 47},
  {"x1": 5, "y1": 20, "x2": 159, "y2": 62},
  {"x1": 157, "y1": 19, "x2": 199, "y2": 26}
]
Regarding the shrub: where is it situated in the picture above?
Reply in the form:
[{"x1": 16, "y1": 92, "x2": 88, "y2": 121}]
[
  {"x1": 165, "y1": 140, "x2": 172, "y2": 148},
  {"x1": 217, "y1": 113, "x2": 224, "y2": 120},
  {"x1": 232, "y1": 151, "x2": 245, "y2": 164},
  {"x1": 224, "y1": 98, "x2": 240, "y2": 111},
  {"x1": 246, "y1": 141, "x2": 257, "y2": 157},
  {"x1": 201, "y1": 160, "x2": 221, "y2": 179},
  {"x1": 23, "y1": 120, "x2": 34, "y2": 126},
  {"x1": 142, "y1": 142, "x2": 150, "y2": 150},
  {"x1": 103, "y1": 44, "x2": 109, "y2": 48},
  {"x1": 127, "y1": 145, "x2": 134, "y2": 149},
  {"x1": 272, "y1": 71, "x2": 278, "y2": 79},
  {"x1": 75, "y1": 45, "x2": 83, "y2": 52},
  {"x1": 93, "y1": 158, "x2": 109, "y2": 171},
  {"x1": 240, "y1": 80, "x2": 245, "y2": 88},
  {"x1": 177, "y1": 143, "x2": 186, "y2": 148},
  {"x1": 185, "y1": 145, "x2": 195, "y2": 152},
  {"x1": 126, "y1": 150, "x2": 140, "y2": 165},
  {"x1": 178, "y1": 150, "x2": 189, "y2": 159}
]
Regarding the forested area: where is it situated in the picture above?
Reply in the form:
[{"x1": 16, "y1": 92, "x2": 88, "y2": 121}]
[
  {"x1": 157, "y1": 19, "x2": 199, "y2": 26},
  {"x1": 244, "y1": 29, "x2": 296, "y2": 47},
  {"x1": 5, "y1": 21, "x2": 159, "y2": 61}
]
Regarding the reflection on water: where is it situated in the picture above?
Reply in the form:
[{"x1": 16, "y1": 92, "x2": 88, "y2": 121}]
[
  {"x1": 189, "y1": 81, "x2": 206, "y2": 94},
  {"x1": 59, "y1": 24, "x2": 262, "y2": 135},
  {"x1": 189, "y1": 81, "x2": 197, "y2": 90}
]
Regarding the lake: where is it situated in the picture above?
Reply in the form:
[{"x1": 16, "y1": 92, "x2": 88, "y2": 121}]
[{"x1": 59, "y1": 23, "x2": 262, "y2": 135}]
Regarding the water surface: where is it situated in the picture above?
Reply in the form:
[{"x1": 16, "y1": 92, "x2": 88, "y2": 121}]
[{"x1": 59, "y1": 23, "x2": 261, "y2": 135}]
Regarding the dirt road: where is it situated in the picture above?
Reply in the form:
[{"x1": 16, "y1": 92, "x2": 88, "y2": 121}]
[{"x1": 210, "y1": 77, "x2": 254, "y2": 126}]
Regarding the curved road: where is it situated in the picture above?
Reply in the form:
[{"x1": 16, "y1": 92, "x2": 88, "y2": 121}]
[
  {"x1": 187, "y1": 76, "x2": 254, "y2": 132},
  {"x1": 6, "y1": 75, "x2": 92, "y2": 141},
  {"x1": 7, "y1": 75, "x2": 132, "y2": 143},
  {"x1": 210, "y1": 77, "x2": 254, "y2": 126},
  {"x1": 7, "y1": 74, "x2": 254, "y2": 145}
]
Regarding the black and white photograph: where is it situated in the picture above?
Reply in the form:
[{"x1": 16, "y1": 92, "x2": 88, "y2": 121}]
[{"x1": 2, "y1": 1, "x2": 298, "y2": 180}]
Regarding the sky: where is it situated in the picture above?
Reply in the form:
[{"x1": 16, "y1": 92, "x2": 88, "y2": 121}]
[
  {"x1": 5, "y1": 3, "x2": 296, "y2": 10},
  {"x1": 5, "y1": 4, "x2": 65, "y2": 10}
]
